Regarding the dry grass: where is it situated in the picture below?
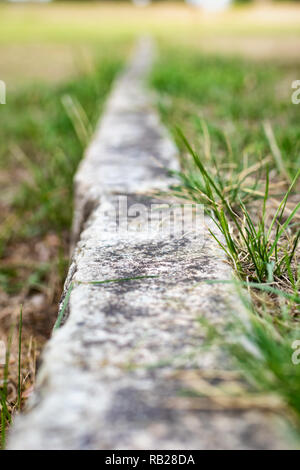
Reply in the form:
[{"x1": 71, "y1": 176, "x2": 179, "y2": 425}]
[
  {"x1": 196, "y1": 35, "x2": 300, "y2": 64},
  {"x1": 0, "y1": 44, "x2": 97, "y2": 88}
]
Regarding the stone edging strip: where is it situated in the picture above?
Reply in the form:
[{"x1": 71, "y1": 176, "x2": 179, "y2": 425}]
[{"x1": 7, "y1": 39, "x2": 280, "y2": 450}]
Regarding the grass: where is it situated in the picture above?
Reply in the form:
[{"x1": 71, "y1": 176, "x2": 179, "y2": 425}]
[
  {"x1": 0, "y1": 325, "x2": 12, "y2": 450},
  {"x1": 0, "y1": 52, "x2": 124, "y2": 270},
  {"x1": 0, "y1": 54, "x2": 124, "y2": 319},
  {"x1": 0, "y1": 308, "x2": 23, "y2": 450},
  {"x1": 151, "y1": 47, "x2": 300, "y2": 176},
  {"x1": 151, "y1": 44, "x2": 300, "y2": 436},
  {"x1": 197, "y1": 288, "x2": 300, "y2": 438},
  {"x1": 0, "y1": 41, "x2": 125, "y2": 447},
  {"x1": 17, "y1": 306, "x2": 23, "y2": 412},
  {"x1": 176, "y1": 129, "x2": 300, "y2": 288}
]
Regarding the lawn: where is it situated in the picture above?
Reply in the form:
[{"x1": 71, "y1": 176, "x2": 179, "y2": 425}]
[
  {"x1": 0, "y1": 5, "x2": 131, "y2": 447},
  {"x1": 0, "y1": 1, "x2": 299, "y2": 448},
  {"x1": 151, "y1": 44, "x2": 300, "y2": 437}
]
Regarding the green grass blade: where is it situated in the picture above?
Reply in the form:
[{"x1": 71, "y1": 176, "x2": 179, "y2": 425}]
[
  {"x1": 53, "y1": 282, "x2": 74, "y2": 332},
  {"x1": 87, "y1": 275, "x2": 158, "y2": 285},
  {"x1": 17, "y1": 305, "x2": 23, "y2": 411},
  {"x1": 267, "y1": 168, "x2": 300, "y2": 240}
]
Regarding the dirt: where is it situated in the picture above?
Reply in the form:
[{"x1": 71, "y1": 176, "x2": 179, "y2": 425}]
[
  {"x1": 0, "y1": 232, "x2": 69, "y2": 432},
  {"x1": 197, "y1": 35, "x2": 300, "y2": 64}
]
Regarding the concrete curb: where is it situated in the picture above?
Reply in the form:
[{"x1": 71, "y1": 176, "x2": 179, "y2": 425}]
[{"x1": 7, "y1": 39, "x2": 281, "y2": 450}]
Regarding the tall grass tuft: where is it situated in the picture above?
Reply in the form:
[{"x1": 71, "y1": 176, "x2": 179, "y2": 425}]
[
  {"x1": 0, "y1": 325, "x2": 13, "y2": 450},
  {"x1": 0, "y1": 307, "x2": 24, "y2": 449},
  {"x1": 173, "y1": 128, "x2": 300, "y2": 291}
]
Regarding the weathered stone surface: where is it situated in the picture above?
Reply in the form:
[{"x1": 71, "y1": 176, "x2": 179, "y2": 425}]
[{"x1": 8, "y1": 39, "x2": 283, "y2": 450}]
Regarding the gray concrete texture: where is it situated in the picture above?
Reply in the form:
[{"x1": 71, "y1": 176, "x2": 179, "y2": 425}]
[{"x1": 7, "y1": 39, "x2": 282, "y2": 450}]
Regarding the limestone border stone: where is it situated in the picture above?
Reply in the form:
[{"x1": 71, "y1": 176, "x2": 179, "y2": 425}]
[{"x1": 7, "y1": 39, "x2": 282, "y2": 450}]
